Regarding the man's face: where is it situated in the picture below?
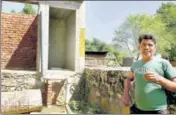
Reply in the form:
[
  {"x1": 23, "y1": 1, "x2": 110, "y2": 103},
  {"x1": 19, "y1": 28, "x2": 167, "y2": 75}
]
[{"x1": 139, "y1": 39, "x2": 156, "y2": 58}]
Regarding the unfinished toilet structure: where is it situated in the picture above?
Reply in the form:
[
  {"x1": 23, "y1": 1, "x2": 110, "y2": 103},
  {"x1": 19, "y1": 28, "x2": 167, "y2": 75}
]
[
  {"x1": 37, "y1": 1, "x2": 85, "y2": 77},
  {"x1": 37, "y1": 1, "x2": 86, "y2": 107},
  {"x1": 38, "y1": 1, "x2": 86, "y2": 106},
  {"x1": 1, "y1": 0, "x2": 86, "y2": 113}
]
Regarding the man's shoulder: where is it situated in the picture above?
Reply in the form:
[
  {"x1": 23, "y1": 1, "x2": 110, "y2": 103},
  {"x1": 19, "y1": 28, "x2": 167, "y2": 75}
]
[
  {"x1": 132, "y1": 59, "x2": 143, "y2": 65},
  {"x1": 155, "y1": 58, "x2": 170, "y2": 64},
  {"x1": 154, "y1": 58, "x2": 172, "y2": 71},
  {"x1": 131, "y1": 59, "x2": 142, "y2": 69}
]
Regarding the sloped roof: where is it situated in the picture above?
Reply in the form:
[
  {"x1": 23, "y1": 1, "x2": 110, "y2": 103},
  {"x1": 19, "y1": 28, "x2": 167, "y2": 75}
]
[{"x1": 85, "y1": 51, "x2": 108, "y2": 55}]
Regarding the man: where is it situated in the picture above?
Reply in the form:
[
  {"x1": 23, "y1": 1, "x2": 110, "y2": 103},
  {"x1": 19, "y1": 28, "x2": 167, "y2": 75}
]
[{"x1": 121, "y1": 34, "x2": 176, "y2": 114}]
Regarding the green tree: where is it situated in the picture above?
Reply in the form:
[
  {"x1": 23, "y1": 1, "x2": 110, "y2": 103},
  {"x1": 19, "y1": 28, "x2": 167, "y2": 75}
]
[
  {"x1": 156, "y1": 2, "x2": 176, "y2": 33},
  {"x1": 86, "y1": 38, "x2": 109, "y2": 51},
  {"x1": 85, "y1": 38, "x2": 125, "y2": 66},
  {"x1": 21, "y1": 4, "x2": 36, "y2": 15},
  {"x1": 10, "y1": 9, "x2": 16, "y2": 13},
  {"x1": 85, "y1": 38, "x2": 98, "y2": 51},
  {"x1": 113, "y1": 14, "x2": 172, "y2": 60},
  {"x1": 85, "y1": 39, "x2": 93, "y2": 51},
  {"x1": 156, "y1": 2, "x2": 176, "y2": 61}
]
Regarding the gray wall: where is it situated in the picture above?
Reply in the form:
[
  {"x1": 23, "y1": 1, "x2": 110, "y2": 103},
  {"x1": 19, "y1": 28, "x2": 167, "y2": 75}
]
[
  {"x1": 49, "y1": 18, "x2": 66, "y2": 69},
  {"x1": 48, "y1": 9, "x2": 76, "y2": 71},
  {"x1": 65, "y1": 11, "x2": 76, "y2": 71}
]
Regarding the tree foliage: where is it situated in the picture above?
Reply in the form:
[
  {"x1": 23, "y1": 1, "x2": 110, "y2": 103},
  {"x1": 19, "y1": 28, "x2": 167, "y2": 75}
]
[
  {"x1": 86, "y1": 2, "x2": 176, "y2": 63},
  {"x1": 21, "y1": 4, "x2": 36, "y2": 15},
  {"x1": 85, "y1": 38, "x2": 125, "y2": 66},
  {"x1": 10, "y1": 9, "x2": 16, "y2": 13},
  {"x1": 156, "y1": 2, "x2": 176, "y2": 33},
  {"x1": 113, "y1": 13, "x2": 174, "y2": 60},
  {"x1": 156, "y1": 2, "x2": 176, "y2": 61}
]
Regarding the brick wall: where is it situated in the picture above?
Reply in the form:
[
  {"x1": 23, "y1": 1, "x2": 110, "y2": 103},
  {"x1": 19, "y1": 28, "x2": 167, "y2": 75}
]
[
  {"x1": 85, "y1": 54, "x2": 107, "y2": 66},
  {"x1": 1, "y1": 12, "x2": 38, "y2": 70}
]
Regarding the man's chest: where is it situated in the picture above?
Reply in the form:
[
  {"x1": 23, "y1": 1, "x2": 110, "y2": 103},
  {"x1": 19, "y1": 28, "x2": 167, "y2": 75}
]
[{"x1": 133, "y1": 62, "x2": 164, "y2": 78}]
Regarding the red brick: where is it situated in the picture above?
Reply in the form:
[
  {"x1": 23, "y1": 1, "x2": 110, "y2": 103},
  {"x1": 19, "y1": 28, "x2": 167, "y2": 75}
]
[{"x1": 1, "y1": 13, "x2": 38, "y2": 70}]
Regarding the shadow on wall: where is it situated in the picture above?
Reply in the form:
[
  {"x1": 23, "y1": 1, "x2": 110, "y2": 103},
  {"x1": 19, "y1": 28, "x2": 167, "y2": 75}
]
[
  {"x1": 5, "y1": 16, "x2": 38, "y2": 70},
  {"x1": 51, "y1": 80, "x2": 65, "y2": 105}
]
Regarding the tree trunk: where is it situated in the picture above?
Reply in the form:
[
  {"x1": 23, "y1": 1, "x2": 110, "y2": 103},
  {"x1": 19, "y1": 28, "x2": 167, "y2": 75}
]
[{"x1": 1, "y1": 89, "x2": 43, "y2": 114}]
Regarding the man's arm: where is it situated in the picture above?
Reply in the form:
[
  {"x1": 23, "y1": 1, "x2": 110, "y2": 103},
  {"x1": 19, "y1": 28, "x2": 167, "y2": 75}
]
[
  {"x1": 158, "y1": 77, "x2": 176, "y2": 92},
  {"x1": 145, "y1": 60, "x2": 176, "y2": 92},
  {"x1": 121, "y1": 71, "x2": 134, "y2": 106},
  {"x1": 145, "y1": 72, "x2": 176, "y2": 92},
  {"x1": 123, "y1": 72, "x2": 134, "y2": 93}
]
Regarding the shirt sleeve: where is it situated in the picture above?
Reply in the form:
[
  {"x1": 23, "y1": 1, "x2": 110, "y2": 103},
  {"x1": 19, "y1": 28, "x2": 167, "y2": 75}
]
[
  {"x1": 130, "y1": 63, "x2": 135, "y2": 73},
  {"x1": 163, "y1": 60, "x2": 176, "y2": 79}
]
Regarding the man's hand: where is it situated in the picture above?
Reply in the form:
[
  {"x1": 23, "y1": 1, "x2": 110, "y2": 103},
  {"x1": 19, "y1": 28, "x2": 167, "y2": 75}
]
[
  {"x1": 121, "y1": 93, "x2": 130, "y2": 107},
  {"x1": 128, "y1": 71, "x2": 134, "y2": 80},
  {"x1": 144, "y1": 71, "x2": 162, "y2": 83},
  {"x1": 144, "y1": 72, "x2": 176, "y2": 92}
]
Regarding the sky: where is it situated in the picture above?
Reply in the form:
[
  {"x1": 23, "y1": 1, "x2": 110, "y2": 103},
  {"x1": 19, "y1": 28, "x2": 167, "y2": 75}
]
[{"x1": 2, "y1": 1, "x2": 176, "y2": 44}]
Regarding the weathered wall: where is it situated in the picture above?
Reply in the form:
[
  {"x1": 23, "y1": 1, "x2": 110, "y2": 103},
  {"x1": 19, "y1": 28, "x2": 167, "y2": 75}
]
[
  {"x1": 84, "y1": 67, "x2": 133, "y2": 114},
  {"x1": 85, "y1": 67, "x2": 176, "y2": 114},
  {"x1": 44, "y1": 72, "x2": 82, "y2": 107},
  {"x1": 1, "y1": 13, "x2": 38, "y2": 70},
  {"x1": 70, "y1": 67, "x2": 176, "y2": 114},
  {"x1": 85, "y1": 54, "x2": 107, "y2": 66},
  {"x1": 46, "y1": 79, "x2": 66, "y2": 106},
  {"x1": 1, "y1": 70, "x2": 46, "y2": 104}
]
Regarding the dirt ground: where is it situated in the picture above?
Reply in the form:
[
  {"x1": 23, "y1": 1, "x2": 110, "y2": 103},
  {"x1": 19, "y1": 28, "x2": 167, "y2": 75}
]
[{"x1": 30, "y1": 105, "x2": 67, "y2": 114}]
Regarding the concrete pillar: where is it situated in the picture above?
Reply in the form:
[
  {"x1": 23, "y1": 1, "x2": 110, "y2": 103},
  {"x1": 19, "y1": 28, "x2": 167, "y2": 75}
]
[
  {"x1": 0, "y1": 0, "x2": 2, "y2": 70},
  {"x1": 37, "y1": 4, "x2": 41, "y2": 74},
  {"x1": 38, "y1": 3, "x2": 49, "y2": 76},
  {"x1": 75, "y1": 2, "x2": 85, "y2": 72}
]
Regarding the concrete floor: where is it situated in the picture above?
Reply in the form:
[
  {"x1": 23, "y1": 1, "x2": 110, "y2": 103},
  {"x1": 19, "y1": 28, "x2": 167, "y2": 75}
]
[{"x1": 30, "y1": 105, "x2": 67, "y2": 114}]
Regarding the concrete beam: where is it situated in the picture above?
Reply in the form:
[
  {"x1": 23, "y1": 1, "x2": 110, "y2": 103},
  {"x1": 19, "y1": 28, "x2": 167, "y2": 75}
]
[
  {"x1": 2, "y1": 0, "x2": 38, "y2": 5},
  {"x1": 39, "y1": 1, "x2": 83, "y2": 10},
  {"x1": 2, "y1": 1, "x2": 83, "y2": 9}
]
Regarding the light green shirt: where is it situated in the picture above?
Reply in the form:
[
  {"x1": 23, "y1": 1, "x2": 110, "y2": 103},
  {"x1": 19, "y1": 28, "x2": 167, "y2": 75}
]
[{"x1": 131, "y1": 58, "x2": 176, "y2": 111}]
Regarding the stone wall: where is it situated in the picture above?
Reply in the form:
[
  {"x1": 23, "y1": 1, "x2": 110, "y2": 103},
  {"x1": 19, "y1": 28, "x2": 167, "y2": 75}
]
[
  {"x1": 1, "y1": 12, "x2": 38, "y2": 70},
  {"x1": 70, "y1": 67, "x2": 176, "y2": 114},
  {"x1": 1, "y1": 70, "x2": 46, "y2": 104},
  {"x1": 84, "y1": 67, "x2": 133, "y2": 114},
  {"x1": 1, "y1": 69, "x2": 83, "y2": 107}
]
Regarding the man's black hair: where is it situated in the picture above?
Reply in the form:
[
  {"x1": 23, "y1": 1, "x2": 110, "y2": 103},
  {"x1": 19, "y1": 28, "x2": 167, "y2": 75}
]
[{"x1": 138, "y1": 34, "x2": 156, "y2": 44}]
